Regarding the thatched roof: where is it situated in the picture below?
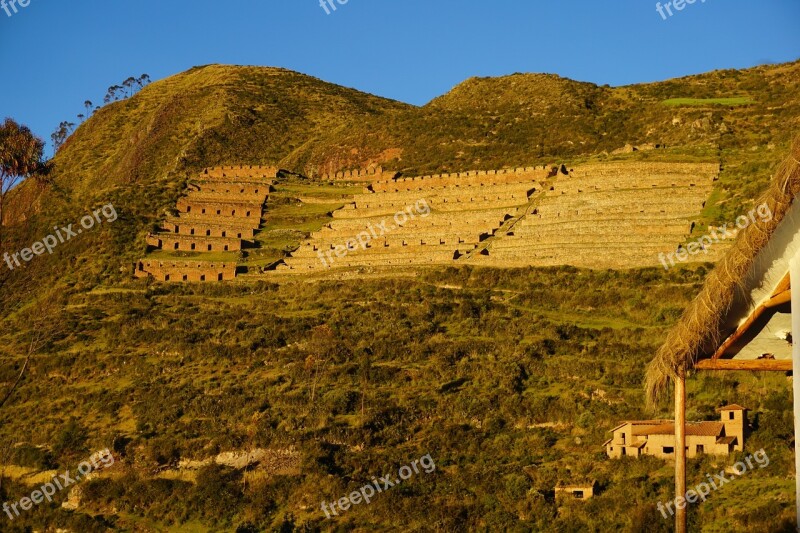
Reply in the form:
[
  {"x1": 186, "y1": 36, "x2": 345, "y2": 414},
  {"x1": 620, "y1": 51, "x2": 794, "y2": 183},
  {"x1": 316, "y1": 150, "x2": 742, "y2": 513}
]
[{"x1": 645, "y1": 137, "x2": 800, "y2": 406}]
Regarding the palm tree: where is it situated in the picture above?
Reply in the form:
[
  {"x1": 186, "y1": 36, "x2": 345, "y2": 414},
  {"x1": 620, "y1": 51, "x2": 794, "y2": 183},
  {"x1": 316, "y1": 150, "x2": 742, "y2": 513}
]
[
  {"x1": 84, "y1": 100, "x2": 93, "y2": 118},
  {"x1": 0, "y1": 118, "x2": 46, "y2": 247}
]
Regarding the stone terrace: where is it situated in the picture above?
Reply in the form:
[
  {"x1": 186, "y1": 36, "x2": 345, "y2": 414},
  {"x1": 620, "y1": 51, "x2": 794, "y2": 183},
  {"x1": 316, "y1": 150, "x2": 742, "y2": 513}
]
[
  {"x1": 470, "y1": 162, "x2": 720, "y2": 269},
  {"x1": 135, "y1": 166, "x2": 275, "y2": 282},
  {"x1": 278, "y1": 167, "x2": 552, "y2": 272},
  {"x1": 319, "y1": 166, "x2": 399, "y2": 183}
]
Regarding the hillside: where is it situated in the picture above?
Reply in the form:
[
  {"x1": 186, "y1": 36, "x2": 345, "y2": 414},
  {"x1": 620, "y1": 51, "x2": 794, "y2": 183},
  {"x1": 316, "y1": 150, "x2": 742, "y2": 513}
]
[
  {"x1": 2, "y1": 60, "x2": 797, "y2": 302},
  {"x1": 0, "y1": 61, "x2": 799, "y2": 531}
]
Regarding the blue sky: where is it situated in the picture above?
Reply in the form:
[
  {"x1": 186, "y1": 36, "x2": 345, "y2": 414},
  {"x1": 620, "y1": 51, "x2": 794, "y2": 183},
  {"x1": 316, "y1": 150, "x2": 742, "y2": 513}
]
[{"x1": 1, "y1": 0, "x2": 798, "y2": 154}]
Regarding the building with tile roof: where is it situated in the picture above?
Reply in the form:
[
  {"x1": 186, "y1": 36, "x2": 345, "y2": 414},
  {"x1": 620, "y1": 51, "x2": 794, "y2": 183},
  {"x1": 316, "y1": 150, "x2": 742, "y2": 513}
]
[{"x1": 605, "y1": 405, "x2": 747, "y2": 459}]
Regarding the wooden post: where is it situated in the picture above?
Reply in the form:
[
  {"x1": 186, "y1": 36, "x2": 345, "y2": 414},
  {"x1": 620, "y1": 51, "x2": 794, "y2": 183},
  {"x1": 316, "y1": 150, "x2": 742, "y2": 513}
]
[
  {"x1": 675, "y1": 370, "x2": 687, "y2": 533},
  {"x1": 790, "y1": 259, "x2": 800, "y2": 529}
]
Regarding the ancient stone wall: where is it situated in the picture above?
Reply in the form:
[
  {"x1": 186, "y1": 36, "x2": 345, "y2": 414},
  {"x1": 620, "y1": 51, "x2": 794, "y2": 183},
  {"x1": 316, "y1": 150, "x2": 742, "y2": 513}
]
[
  {"x1": 191, "y1": 182, "x2": 272, "y2": 196},
  {"x1": 146, "y1": 233, "x2": 243, "y2": 252},
  {"x1": 280, "y1": 167, "x2": 545, "y2": 272},
  {"x1": 137, "y1": 173, "x2": 271, "y2": 282},
  {"x1": 473, "y1": 162, "x2": 719, "y2": 269},
  {"x1": 201, "y1": 165, "x2": 278, "y2": 180},
  {"x1": 162, "y1": 218, "x2": 257, "y2": 239},
  {"x1": 319, "y1": 166, "x2": 399, "y2": 183},
  {"x1": 135, "y1": 260, "x2": 237, "y2": 282},
  {"x1": 371, "y1": 166, "x2": 552, "y2": 193},
  {"x1": 176, "y1": 197, "x2": 265, "y2": 220}
]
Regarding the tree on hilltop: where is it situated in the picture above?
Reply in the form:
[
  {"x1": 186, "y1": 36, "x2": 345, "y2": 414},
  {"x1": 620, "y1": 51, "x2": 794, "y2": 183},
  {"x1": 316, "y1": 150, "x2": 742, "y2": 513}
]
[
  {"x1": 0, "y1": 118, "x2": 47, "y2": 247},
  {"x1": 123, "y1": 77, "x2": 137, "y2": 97},
  {"x1": 51, "y1": 120, "x2": 75, "y2": 153},
  {"x1": 137, "y1": 73, "x2": 151, "y2": 90}
]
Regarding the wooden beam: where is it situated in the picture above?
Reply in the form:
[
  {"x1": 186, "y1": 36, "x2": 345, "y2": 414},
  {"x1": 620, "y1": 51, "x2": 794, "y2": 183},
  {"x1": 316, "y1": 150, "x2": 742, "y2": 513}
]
[
  {"x1": 695, "y1": 359, "x2": 792, "y2": 371},
  {"x1": 767, "y1": 289, "x2": 792, "y2": 308},
  {"x1": 675, "y1": 371, "x2": 687, "y2": 533},
  {"x1": 711, "y1": 273, "x2": 791, "y2": 360},
  {"x1": 775, "y1": 271, "x2": 791, "y2": 295}
]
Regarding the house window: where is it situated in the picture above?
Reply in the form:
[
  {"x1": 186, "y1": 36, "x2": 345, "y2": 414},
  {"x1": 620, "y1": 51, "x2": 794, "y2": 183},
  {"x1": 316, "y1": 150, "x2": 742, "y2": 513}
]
[
  {"x1": 573, "y1": 491, "x2": 584, "y2": 499},
  {"x1": 182, "y1": 275, "x2": 188, "y2": 281},
  {"x1": 663, "y1": 447, "x2": 674, "y2": 454},
  {"x1": 191, "y1": 243, "x2": 196, "y2": 250},
  {"x1": 190, "y1": 229, "x2": 195, "y2": 235},
  {"x1": 697, "y1": 445, "x2": 704, "y2": 454},
  {"x1": 621, "y1": 448, "x2": 626, "y2": 456},
  {"x1": 218, "y1": 273, "x2": 223, "y2": 281},
  {"x1": 164, "y1": 275, "x2": 170, "y2": 281},
  {"x1": 200, "y1": 275, "x2": 206, "y2": 281},
  {"x1": 729, "y1": 412, "x2": 735, "y2": 420}
]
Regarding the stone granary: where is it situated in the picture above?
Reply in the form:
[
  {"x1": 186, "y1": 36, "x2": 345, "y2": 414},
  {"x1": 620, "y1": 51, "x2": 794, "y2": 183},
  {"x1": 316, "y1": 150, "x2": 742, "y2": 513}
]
[
  {"x1": 135, "y1": 165, "x2": 274, "y2": 282},
  {"x1": 555, "y1": 481, "x2": 597, "y2": 500},
  {"x1": 604, "y1": 405, "x2": 748, "y2": 459}
]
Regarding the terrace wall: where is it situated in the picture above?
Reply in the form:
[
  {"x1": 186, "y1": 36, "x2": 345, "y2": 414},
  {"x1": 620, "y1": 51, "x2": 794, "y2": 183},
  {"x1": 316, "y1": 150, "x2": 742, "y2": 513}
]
[
  {"x1": 201, "y1": 165, "x2": 278, "y2": 180},
  {"x1": 320, "y1": 166, "x2": 399, "y2": 182},
  {"x1": 135, "y1": 260, "x2": 237, "y2": 282}
]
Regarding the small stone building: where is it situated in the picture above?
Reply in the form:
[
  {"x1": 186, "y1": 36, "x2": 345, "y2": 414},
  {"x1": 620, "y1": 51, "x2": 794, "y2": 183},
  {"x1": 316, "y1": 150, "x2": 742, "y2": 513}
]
[
  {"x1": 605, "y1": 405, "x2": 747, "y2": 459},
  {"x1": 555, "y1": 481, "x2": 596, "y2": 500}
]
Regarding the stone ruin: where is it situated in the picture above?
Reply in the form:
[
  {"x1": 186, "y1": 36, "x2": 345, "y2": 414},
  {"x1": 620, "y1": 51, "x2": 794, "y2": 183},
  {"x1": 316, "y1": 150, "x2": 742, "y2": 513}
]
[
  {"x1": 134, "y1": 160, "x2": 722, "y2": 281},
  {"x1": 134, "y1": 259, "x2": 237, "y2": 282},
  {"x1": 278, "y1": 166, "x2": 554, "y2": 272},
  {"x1": 471, "y1": 162, "x2": 720, "y2": 269},
  {"x1": 319, "y1": 166, "x2": 399, "y2": 183},
  {"x1": 279, "y1": 162, "x2": 719, "y2": 272},
  {"x1": 134, "y1": 166, "x2": 275, "y2": 282}
]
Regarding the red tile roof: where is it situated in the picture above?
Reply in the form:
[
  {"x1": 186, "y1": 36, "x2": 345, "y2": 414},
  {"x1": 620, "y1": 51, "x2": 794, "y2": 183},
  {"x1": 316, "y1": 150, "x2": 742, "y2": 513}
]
[
  {"x1": 717, "y1": 404, "x2": 748, "y2": 411},
  {"x1": 638, "y1": 421, "x2": 724, "y2": 437},
  {"x1": 610, "y1": 420, "x2": 671, "y2": 433}
]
